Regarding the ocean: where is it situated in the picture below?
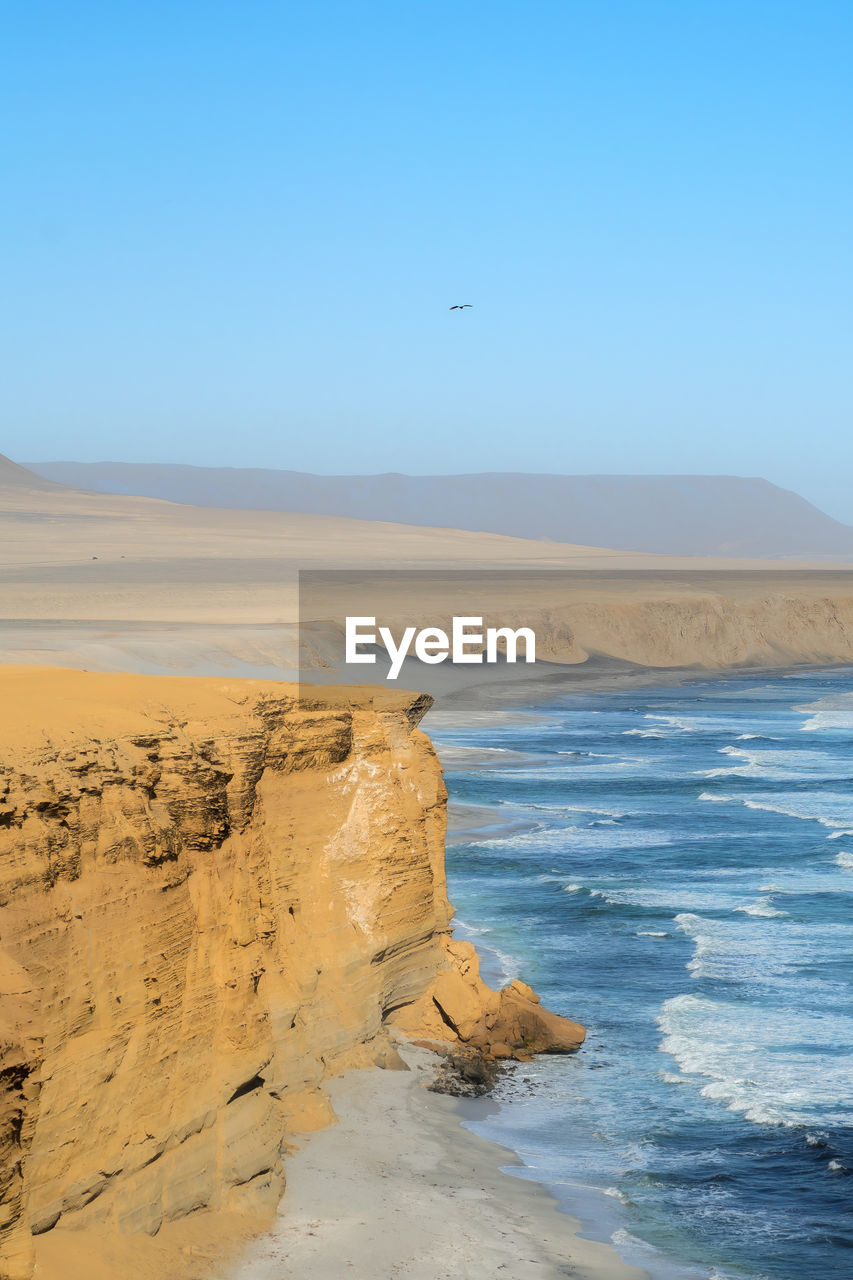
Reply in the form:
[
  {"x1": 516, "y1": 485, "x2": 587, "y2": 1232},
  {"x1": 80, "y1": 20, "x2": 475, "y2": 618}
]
[{"x1": 432, "y1": 668, "x2": 853, "y2": 1280}]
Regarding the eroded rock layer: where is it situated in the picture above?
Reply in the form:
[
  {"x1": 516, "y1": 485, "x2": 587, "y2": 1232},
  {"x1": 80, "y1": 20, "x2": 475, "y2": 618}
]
[{"x1": 0, "y1": 668, "x2": 582, "y2": 1279}]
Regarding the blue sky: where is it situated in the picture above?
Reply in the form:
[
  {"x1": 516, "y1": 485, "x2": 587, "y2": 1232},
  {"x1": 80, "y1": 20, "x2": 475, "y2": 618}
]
[{"x1": 3, "y1": 1, "x2": 852, "y2": 518}]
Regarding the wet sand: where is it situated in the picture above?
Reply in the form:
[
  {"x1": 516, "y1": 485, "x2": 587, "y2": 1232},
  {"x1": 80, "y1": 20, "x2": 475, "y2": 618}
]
[{"x1": 228, "y1": 1044, "x2": 648, "y2": 1280}]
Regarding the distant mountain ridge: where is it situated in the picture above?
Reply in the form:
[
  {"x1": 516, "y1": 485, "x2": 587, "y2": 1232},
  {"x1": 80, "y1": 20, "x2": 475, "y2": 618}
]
[
  {"x1": 23, "y1": 459, "x2": 853, "y2": 558},
  {"x1": 0, "y1": 453, "x2": 59, "y2": 491}
]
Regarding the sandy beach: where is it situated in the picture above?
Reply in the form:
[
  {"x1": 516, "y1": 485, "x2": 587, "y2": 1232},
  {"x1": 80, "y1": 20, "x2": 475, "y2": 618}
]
[{"x1": 229, "y1": 1043, "x2": 647, "y2": 1280}]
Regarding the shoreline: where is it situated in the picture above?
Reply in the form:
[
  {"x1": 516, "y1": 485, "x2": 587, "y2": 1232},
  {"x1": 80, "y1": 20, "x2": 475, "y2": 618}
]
[
  {"x1": 227, "y1": 1043, "x2": 649, "y2": 1280},
  {"x1": 429, "y1": 660, "x2": 853, "y2": 1280},
  {"x1": 423, "y1": 656, "x2": 853, "y2": 735}
]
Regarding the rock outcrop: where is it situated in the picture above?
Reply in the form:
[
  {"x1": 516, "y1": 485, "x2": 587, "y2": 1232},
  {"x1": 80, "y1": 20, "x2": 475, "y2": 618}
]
[
  {"x1": 0, "y1": 667, "x2": 583, "y2": 1279},
  {"x1": 391, "y1": 939, "x2": 584, "y2": 1059}
]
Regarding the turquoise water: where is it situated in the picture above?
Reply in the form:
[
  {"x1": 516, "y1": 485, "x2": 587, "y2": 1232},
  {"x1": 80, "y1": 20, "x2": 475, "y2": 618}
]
[{"x1": 433, "y1": 669, "x2": 853, "y2": 1280}]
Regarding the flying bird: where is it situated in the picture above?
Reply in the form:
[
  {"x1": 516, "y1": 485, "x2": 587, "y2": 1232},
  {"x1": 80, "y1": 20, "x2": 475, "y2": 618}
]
[{"x1": 449, "y1": 304, "x2": 473, "y2": 310}]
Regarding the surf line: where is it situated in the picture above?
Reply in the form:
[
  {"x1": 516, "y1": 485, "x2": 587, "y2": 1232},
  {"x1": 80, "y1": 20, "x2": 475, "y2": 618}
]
[{"x1": 345, "y1": 616, "x2": 536, "y2": 681}]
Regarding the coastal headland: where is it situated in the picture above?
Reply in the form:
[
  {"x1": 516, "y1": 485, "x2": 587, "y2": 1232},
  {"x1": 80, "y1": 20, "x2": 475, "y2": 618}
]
[
  {"x1": 0, "y1": 667, "x2": 584, "y2": 1279},
  {"x1": 4, "y1": 461, "x2": 853, "y2": 1278}
]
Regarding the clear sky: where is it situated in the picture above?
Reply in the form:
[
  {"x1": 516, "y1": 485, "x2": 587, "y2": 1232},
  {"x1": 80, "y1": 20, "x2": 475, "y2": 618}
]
[{"x1": 3, "y1": 1, "x2": 852, "y2": 518}]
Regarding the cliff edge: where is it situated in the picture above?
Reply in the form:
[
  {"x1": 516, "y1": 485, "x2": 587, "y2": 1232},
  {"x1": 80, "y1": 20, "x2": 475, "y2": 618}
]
[{"x1": 0, "y1": 668, "x2": 583, "y2": 1279}]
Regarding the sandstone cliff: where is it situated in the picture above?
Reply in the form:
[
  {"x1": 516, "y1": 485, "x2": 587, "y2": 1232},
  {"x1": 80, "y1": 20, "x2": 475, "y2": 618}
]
[
  {"x1": 0, "y1": 668, "x2": 582, "y2": 1279},
  {"x1": 299, "y1": 572, "x2": 853, "y2": 680}
]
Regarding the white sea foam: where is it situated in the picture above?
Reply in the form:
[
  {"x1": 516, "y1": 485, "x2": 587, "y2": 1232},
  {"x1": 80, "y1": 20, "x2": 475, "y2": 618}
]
[
  {"x1": 509, "y1": 757, "x2": 647, "y2": 781},
  {"x1": 453, "y1": 919, "x2": 492, "y2": 936},
  {"x1": 734, "y1": 898, "x2": 786, "y2": 918},
  {"x1": 658, "y1": 992, "x2": 853, "y2": 1127},
  {"x1": 617, "y1": 716, "x2": 676, "y2": 737},
  {"x1": 672, "y1": 912, "x2": 805, "y2": 983},
  {"x1": 702, "y1": 743, "x2": 838, "y2": 781},
  {"x1": 451, "y1": 924, "x2": 522, "y2": 986},
  {"x1": 828, "y1": 1159, "x2": 846, "y2": 1172},
  {"x1": 487, "y1": 823, "x2": 674, "y2": 853},
  {"x1": 796, "y1": 691, "x2": 853, "y2": 732},
  {"x1": 622, "y1": 712, "x2": 717, "y2": 739},
  {"x1": 589, "y1": 887, "x2": 731, "y2": 910},
  {"x1": 610, "y1": 1227, "x2": 649, "y2": 1252},
  {"x1": 756, "y1": 869, "x2": 853, "y2": 896},
  {"x1": 607, "y1": 1226, "x2": 693, "y2": 1274},
  {"x1": 491, "y1": 948, "x2": 522, "y2": 982},
  {"x1": 659, "y1": 1070, "x2": 685, "y2": 1085},
  {"x1": 514, "y1": 801, "x2": 627, "y2": 819},
  {"x1": 649, "y1": 713, "x2": 731, "y2": 732},
  {"x1": 636, "y1": 930, "x2": 668, "y2": 937},
  {"x1": 835, "y1": 850, "x2": 853, "y2": 870},
  {"x1": 458, "y1": 934, "x2": 521, "y2": 984},
  {"x1": 699, "y1": 789, "x2": 853, "y2": 832}
]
